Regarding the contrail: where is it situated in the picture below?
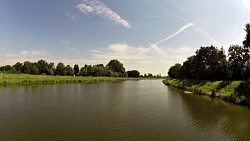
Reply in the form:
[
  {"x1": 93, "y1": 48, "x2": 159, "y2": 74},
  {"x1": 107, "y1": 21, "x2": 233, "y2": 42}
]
[
  {"x1": 135, "y1": 23, "x2": 193, "y2": 58},
  {"x1": 155, "y1": 23, "x2": 193, "y2": 45},
  {"x1": 161, "y1": 6, "x2": 221, "y2": 46},
  {"x1": 150, "y1": 43, "x2": 168, "y2": 57}
]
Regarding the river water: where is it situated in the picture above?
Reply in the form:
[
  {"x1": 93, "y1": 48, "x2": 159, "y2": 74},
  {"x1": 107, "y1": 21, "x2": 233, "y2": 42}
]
[{"x1": 0, "y1": 80, "x2": 249, "y2": 141}]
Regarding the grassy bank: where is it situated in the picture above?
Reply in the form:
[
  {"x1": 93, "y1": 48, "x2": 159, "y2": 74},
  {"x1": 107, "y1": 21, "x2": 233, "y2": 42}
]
[
  {"x1": 163, "y1": 78, "x2": 250, "y2": 106},
  {"x1": 0, "y1": 73, "x2": 140, "y2": 86}
]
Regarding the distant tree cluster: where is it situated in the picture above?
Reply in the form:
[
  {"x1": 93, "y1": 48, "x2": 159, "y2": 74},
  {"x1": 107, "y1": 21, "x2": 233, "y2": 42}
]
[
  {"x1": 168, "y1": 23, "x2": 250, "y2": 81},
  {"x1": 0, "y1": 59, "x2": 142, "y2": 78}
]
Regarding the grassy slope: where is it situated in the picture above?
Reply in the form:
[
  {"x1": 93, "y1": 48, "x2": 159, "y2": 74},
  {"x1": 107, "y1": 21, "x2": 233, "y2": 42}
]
[
  {"x1": 163, "y1": 79, "x2": 250, "y2": 105},
  {"x1": 0, "y1": 73, "x2": 140, "y2": 86}
]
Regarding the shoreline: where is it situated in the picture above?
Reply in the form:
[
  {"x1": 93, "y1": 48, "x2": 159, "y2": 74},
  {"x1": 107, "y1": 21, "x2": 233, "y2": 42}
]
[
  {"x1": 0, "y1": 73, "x2": 163, "y2": 87},
  {"x1": 0, "y1": 73, "x2": 139, "y2": 87},
  {"x1": 162, "y1": 79, "x2": 250, "y2": 106}
]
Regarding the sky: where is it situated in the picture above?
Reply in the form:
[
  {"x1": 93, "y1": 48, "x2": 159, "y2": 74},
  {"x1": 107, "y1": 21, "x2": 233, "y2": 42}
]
[{"x1": 0, "y1": 0, "x2": 250, "y2": 75}]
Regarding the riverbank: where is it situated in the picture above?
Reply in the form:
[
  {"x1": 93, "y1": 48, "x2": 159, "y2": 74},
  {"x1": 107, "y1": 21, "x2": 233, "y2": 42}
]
[
  {"x1": 163, "y1": 78, "x2": 250, "y2": 106},
  {"x1": 0, "y1": 73, "x2": 143, "y2": 86}
]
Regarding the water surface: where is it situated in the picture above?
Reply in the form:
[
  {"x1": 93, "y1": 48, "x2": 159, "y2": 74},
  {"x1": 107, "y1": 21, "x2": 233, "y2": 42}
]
[{"x1": 0, "y1": 80, "x2": 249, "y2": 140}]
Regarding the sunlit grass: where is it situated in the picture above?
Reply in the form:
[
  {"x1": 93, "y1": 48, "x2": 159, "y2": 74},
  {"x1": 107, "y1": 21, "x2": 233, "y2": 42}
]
[
  {"x1": 0, "y1": 73, "x2": 140, "y2": 86},
  {"x1": 163, "y1": 78, "x2": 250, "y2": 105}
]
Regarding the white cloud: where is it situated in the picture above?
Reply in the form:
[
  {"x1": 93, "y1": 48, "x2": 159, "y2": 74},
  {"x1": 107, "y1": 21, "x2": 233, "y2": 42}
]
[
  {"x1": 76, "y1": 0, "x2": 131, "y2": 28},
  {"x1": 86, "y1": 43, "x2": 194, "y2": 75},
  {"x1": 6, "y1": 50, "x2": 49, "y2": 57},
  {"x1": 4, "y1": 50, "x2": 50, "y2": 65}
]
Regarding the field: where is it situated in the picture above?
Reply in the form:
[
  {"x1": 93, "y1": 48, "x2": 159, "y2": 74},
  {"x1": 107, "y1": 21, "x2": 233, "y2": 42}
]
[{"x1": 0, "y1": 73, "x2": 140, "y2": 86}]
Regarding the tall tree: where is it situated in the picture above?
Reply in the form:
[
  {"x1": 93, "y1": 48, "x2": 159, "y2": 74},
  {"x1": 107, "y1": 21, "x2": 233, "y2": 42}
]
[
  {"x1": 127, "y1": 70, "x2": 140, "y2": 77},
  {"x1": 106, "y1": 59, "x2": 126, "y2": 77},
  {"x1": 73, "y1": 64, "x2": 80, "y2": 76},
  {"x1": 55, "y1": 62, "x2": 66, "y2": 76},
  {"x1": 194, "y1": 46, "x2": 227, "y2": 80},
  {"x1": 228, "y1": 45, "x2": 244, "y2": 80},
  {"x1": 65, "y1": 65, "x2": 74, "y2": 76},
  {"x1": 180, "y1": 55, "x2": 197, "y2": 79},
  {"x1": 48, "y1": 63, "x2": 55, "y2": 75},
  {"x1": 22, "y1": 61, "x2": 33, "y2": 74},
  {"x1": 12, "y1": 62, "x2": 23, "y2": 73},
  {"x1": 36, "y1": 59, "x2": 49, "y2": 74},
  {"x1": 243, "y1": 23, "x2": 250, "y2": 61},
  {"x1": 168, "y1": 63, "x2": 182, "y2": 79}
]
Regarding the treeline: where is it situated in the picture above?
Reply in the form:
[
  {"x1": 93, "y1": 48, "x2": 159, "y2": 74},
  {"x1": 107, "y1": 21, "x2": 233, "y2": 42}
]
[
  {"x1": 0, "y1": 59, "x2": 142, "y2": 77},
  {"x1": 168, "y1": 23, "x2": 250, "y2": 81}
]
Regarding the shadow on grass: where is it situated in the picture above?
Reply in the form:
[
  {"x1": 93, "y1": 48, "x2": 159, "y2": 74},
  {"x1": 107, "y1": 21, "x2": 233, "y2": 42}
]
[
  {"x1": 235, "y1": 81, "x2": 250, "y2": 105},
  {"x1": 216, "y1": 81, "x2": 231, "y2": 91},
  {"x1": 179, "y1": 79, "x2": 208, "y2": 87}
]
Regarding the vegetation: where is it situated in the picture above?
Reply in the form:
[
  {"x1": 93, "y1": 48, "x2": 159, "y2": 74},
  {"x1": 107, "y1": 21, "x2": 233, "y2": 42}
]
[
  {"x1": 127, "y1": 70, "x2": 140, "y2": 77},
  {"x1": 168, "y1": 23, "x2": 250, "y2": 81},
  {"x1": 0, "y1": 59, "x2": 144, "y2": 78},
  {"x1": 165, "y1": 23, "x2": 250, "y2": 106},
  {"x1": 0, "y1": 59, "x2": 164, "y2": 86},
  {"x1": 0, "y1": 73, "x2": 140, "y2": 86},
  {"x1": 163, "y1": 79, "x2": 250, "y2": 105}
]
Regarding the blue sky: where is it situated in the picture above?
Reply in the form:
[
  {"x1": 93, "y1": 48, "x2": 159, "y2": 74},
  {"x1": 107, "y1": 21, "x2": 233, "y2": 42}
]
[{"x1": 0, "y1": 0, "x2": 249, "y2": 75}]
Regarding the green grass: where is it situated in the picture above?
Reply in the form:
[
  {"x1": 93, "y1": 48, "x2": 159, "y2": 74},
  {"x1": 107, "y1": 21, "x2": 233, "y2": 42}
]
[
  {"x1": 0, "y1": 73, "x2": 140, "y2": 86},
  {"x1": 163, "y1": 78, "x2": 250, "y2": 106}
]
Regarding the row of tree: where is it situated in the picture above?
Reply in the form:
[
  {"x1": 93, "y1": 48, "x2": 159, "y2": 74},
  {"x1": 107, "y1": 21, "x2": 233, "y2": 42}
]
[
  {"x1": 168, "y1": 23, "x2": 250, "y2": 81},
  {"x1": 0, "y1": 59, "x2": 141, "y2": 77}
]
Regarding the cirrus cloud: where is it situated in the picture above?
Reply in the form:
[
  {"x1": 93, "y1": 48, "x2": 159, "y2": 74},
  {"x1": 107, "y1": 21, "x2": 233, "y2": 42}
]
[{"x1": 76, "y1": 0, "x2": 131, "y2": 28}]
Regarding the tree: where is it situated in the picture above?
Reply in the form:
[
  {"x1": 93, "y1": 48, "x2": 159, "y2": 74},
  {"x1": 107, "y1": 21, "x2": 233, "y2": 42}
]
[
  {"x1": 193, "y1": 46, "x2": 227, "y2": 80},
  {"x1": 36, "y1": 59, "x2": 49, "y2": 74},
  {"x1": 65, "y1": 65, "x2": 74, "y2": 76},
  {"x1": 127, "y1": 70, "x2": 140, "y2": 77},
  {"x1": 30, "y1": 66, "x2": 39, "y2": 75},
  {"x1": 243, "y1": 23, "x2": 250, "y2": 61},
  {"x1": 180, "y1": 55, "x2": 197, "y2": 79},
  {"x1": 92, "y1": 64, "x2": 109, "y2": 76},
  {"x1": 106, "y1": 59, "x2": 126, "y2": 77},
  {"x1": 86, "y1": 65, "x2": 94, "y2": 76},
  {"x1": 73, "y1": 64, "x2": 80, "y2": 76},
  {"x1": 12, "y1": 62, "x2": 23, "y2": 73},
  {"x1": 228, "y1": 45, "x2": 244, "y2": 80},
  {"x1": 80, "y1": 65, "x2": 87, "y2": 76},
  {"x1": 22, "y1": 61, "x2": 33, "y2": 74},
  {"x1": 168, "y1": 63, "x2": 182, "y2": 79},
  {"x1": 48, "y1": 63, "x2": 55, "y2": 75},
  {"x1": 55, "y1": 62, "x2": 66, "y2": 76}
]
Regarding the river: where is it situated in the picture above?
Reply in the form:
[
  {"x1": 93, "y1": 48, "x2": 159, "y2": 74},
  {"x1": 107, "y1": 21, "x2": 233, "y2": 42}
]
[{"x1": 0, "y1": 80, "x2": 249, "y2": 141}]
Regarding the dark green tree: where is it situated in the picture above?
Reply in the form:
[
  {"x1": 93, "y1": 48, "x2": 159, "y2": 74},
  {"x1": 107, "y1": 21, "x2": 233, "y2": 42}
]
[
  {"x1": 30, "y1": 66, "x2": 39, "y2": 75},
  {"x1": 168, "y1": 63, "x2": 182, "y2": 79},
  {"x1": 106, "y1": 59, "x2": 126, "y2": 77},
  {"x1": 55, "y1": 62, "x2": 66, "y2": 76},
  {"x1": 36, "y1": 59, "x2": 49, "y2": 74},
  {"x1": 180, "y1": 55, "x2": 197, "y2": 79},
  {"x1": 22, "y1": 61, "x2": 33, "y2": 74},
  {"x1": 194, "y1": 46, "x2": 227, "y2": 80},
  {"x1": 48, "y1": 63, "x2": 55, "y2": 75},
  {"x1": 86, "y1": 65, "x2": 94, "y2": 76},
  {"x1": 12, "y1": 62, "x2": 23, "y2": 73},
  {"x1": 65, "y1": 65, "x2": 74, "y2": 76},
  {"x1": 243, "y1": 23, "x2": 250, "y2": 61},
  {"x1": 73, "y1": 64, "x2": 80, "y2": 76},
  {"x1": 228, "y1": 45, "x2": 244, "y2": 80},
  {"x1": 127, "y1": 70, "x2": 140, "y2": 77}
]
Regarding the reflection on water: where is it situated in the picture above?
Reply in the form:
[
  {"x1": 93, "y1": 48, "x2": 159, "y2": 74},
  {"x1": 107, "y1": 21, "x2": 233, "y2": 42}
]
[
  {"x1": 0, "y1": 80, "x2": 249, "y2": 141},
  {"x1": 174, "y1": 87, "x2": 250, "y2": 141}
]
